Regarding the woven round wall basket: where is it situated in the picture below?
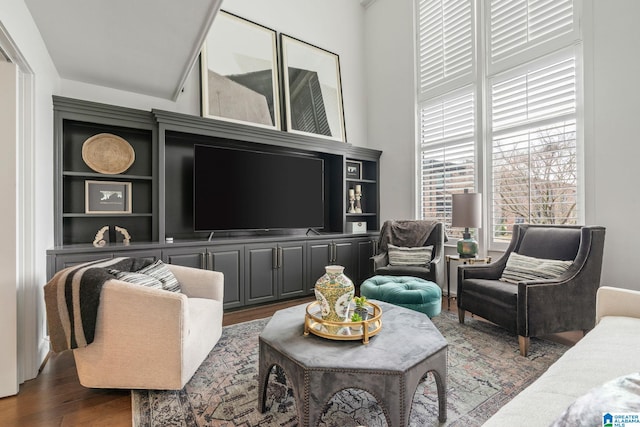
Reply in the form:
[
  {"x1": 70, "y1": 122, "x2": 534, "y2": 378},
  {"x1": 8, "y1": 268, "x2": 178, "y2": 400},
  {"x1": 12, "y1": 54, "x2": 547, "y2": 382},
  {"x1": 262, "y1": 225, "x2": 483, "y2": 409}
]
[{"x1": 81, "y1": 133, "x2": 135, "y2": 174}]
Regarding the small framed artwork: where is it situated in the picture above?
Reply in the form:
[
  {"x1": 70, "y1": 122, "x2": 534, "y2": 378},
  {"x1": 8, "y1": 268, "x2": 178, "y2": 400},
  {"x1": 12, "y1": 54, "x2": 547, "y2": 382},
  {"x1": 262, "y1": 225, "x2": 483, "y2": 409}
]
[
  {"x1": 346, "y1": 161, "x2": 362, "y2": 180},
  {"x1": 200, "y1": 11, "x2": 281, "y2": 130},
  {"x1": 85, "y1": 180, "x2": 132, "y2": 214},
  {"x1": 281, "y1": 34, "x2": 346, "y2": 142}
]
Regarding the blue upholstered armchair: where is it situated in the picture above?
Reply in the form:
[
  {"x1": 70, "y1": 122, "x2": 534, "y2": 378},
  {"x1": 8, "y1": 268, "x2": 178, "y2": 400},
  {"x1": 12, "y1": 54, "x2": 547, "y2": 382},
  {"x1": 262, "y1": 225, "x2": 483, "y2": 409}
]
[{"x1": 457, "y1": 224, "x2": 606, "y2": 356}]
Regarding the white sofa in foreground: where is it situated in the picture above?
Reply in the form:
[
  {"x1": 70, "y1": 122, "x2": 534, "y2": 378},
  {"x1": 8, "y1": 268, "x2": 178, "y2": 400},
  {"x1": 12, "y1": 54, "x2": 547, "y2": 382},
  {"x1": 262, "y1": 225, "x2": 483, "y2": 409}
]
[{"x1": 484, "y1": 286, "x2": 640, "y2": 426}]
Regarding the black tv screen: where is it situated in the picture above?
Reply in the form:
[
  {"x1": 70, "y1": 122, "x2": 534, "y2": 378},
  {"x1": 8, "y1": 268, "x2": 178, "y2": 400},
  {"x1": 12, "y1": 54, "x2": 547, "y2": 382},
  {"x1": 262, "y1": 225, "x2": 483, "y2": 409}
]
[{"x1": 193, "y1": 144, "x2": 324, "y2": 231}]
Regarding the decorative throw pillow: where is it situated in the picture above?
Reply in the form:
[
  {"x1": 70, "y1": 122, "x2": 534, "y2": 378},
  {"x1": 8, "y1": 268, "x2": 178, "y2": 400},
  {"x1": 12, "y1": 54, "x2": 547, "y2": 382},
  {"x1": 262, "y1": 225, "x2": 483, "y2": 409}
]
[
  {"x1": 550, "y1": 373, "x2": 640, "y2": 427},
  {"x1": 500, "y1": 252, "x2": 572, "y2": 284},
  {"x1": 109, "y1": 269, "x2": 163, "y2": 289},
  {"x1": 388, "y1": 244, "x2": 433, "y2": 266},
  {"x1": 135, "y1": 260, "x2": 181, "y2": 292}
]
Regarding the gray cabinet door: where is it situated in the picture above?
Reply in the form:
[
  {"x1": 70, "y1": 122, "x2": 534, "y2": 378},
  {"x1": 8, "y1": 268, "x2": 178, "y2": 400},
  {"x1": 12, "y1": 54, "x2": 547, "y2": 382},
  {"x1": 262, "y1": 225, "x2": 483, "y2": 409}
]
[
  {"x1": 163, "y1": 245, "x2": 243, "y2": 309},
  {"x1": 333, "y1": 239, "x2": 356, "y2": 280},
  {"x1": 116, "y1": 249, "x2": 162, "y2": 264},
  {"x1": 308, "y1": 240, "x2": 332, "y2": 290},
  {"x1": 355, "y1": 238, "x2": 376, "y2": 285},
  {"x1": 208, "y1": 245, "x2": 244, "y2": 309},
  {"x1": 163, "y1": 247, "x2": 208, "y2": 269},
  {"x1": 278, "y1": 242, "x2": 306, "y2": 298},
  {"x1": 245, "y1": 244, "x2": 278, "y2": 305}
]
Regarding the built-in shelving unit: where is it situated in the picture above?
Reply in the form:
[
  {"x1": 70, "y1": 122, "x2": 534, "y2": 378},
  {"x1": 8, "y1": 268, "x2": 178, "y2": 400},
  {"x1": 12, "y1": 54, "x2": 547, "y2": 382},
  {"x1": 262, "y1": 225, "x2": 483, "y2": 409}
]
[{"x1": 50, "y1": 96, "x2": 382, "y2": 309}]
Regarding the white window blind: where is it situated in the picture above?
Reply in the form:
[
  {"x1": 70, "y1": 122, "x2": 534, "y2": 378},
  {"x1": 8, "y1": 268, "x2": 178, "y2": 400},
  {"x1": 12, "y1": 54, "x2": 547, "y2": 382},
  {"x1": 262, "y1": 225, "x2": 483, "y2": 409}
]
[
  {"x1": 491, "y1": 55, "x2": 577, "y2": 241},
  {"x1": 419, "y1": 92, "x2": 475, "y2": 237},
  {"x1": 490, "y1": 0, "x2": 574, "y2": 64},
  {"x1": 417, "y1": 0, "x2": 473, "y2": 96}
]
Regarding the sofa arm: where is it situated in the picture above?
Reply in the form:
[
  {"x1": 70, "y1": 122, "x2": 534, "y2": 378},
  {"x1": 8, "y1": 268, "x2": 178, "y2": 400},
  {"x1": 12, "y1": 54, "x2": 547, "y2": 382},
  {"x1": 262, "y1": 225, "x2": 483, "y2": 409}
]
[
  {"x1": 168, "y1": 264, "x2": 224, "y2": 302},
  {"x1": 372, "y1": 253, "x2": 389, "y2": 271},
  {"x1": 596, "y1": 286, "x2": 640, "y2": 322}
]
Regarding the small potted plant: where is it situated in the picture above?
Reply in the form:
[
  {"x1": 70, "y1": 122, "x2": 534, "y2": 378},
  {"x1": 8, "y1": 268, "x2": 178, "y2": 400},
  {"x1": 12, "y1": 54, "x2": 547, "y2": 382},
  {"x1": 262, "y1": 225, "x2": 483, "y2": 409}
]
[
  {"x1": 350, "y1": 312, "x2": 363, "y2": 333},
  {"x1": 353, "y1": 296, "x2": 369, "y2": 320}
]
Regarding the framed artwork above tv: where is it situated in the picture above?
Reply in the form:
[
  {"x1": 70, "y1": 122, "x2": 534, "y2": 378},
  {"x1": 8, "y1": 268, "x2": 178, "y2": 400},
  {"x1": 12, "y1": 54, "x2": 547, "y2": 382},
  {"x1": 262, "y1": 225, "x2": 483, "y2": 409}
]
[
  {"x1": 200, "y1": 11, "x2": 281, "y2": 130},
  {"x1": 280, "y1": 34, "x2": 347, "y2": 142}
]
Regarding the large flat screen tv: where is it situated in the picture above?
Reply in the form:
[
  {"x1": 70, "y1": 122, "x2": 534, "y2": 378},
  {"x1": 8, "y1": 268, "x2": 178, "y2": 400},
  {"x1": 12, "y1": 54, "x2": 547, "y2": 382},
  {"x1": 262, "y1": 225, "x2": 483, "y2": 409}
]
[{"x1": 193, "y1": 144, "x2": 324, "y2": 232}]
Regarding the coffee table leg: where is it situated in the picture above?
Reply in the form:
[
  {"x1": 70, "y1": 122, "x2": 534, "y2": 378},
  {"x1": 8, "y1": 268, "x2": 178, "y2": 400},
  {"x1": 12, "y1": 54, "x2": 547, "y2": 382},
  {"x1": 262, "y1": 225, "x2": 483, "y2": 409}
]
[{"x1": 432, "y1": 351, "x2": 448, "y2": 422}]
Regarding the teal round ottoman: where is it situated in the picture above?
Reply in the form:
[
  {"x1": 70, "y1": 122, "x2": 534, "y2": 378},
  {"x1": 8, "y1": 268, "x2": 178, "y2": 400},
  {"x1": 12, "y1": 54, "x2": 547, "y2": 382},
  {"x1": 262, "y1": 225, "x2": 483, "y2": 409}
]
[{"x1": 360, "y1": 276, "x2": 441, "y2": 318}]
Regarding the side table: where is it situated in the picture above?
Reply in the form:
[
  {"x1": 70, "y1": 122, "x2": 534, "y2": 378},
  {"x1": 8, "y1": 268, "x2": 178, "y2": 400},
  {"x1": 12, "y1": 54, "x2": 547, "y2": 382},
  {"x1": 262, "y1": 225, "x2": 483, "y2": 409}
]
[{"x1": 445, "y1": 254, "x2": 491, "y2": 310}]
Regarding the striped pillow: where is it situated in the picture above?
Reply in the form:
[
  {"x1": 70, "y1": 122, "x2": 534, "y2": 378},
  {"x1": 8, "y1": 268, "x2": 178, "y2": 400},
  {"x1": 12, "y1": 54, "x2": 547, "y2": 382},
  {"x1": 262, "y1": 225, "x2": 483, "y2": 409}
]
[
  {"x1": 136, "y1": 260, "x2": 181, "y2": 292},
  {"x1": 109, "y1": 270, "x2": 163, "y2": 289},
  {"x1": 500, "y1": 252, "x2": 572, "y2": 284},
  {"x1": 388, "y1": 244, "x2": 433, "y2": 266}
]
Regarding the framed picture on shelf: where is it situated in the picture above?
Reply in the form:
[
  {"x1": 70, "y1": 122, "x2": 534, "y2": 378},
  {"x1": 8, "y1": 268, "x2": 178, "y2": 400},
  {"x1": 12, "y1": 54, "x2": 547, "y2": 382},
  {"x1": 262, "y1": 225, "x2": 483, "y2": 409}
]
[
  {"x1": 346, "y1": 161, "x2": 362, "y2": 180},
  {"x1": 85, "y1": 181, "x2": 132, "y2": 214},
  {"x1": 281, "y1": 34, "x2": 346, "y2": 142},
  {"x1": 200, "y1": 11, "x2": 281, "y2": 130}
]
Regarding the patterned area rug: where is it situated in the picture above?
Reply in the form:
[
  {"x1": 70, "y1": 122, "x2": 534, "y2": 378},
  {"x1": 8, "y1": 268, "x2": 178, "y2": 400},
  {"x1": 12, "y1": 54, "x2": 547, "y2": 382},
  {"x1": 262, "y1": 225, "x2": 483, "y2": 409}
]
[{"x1": 132, "y1": 309, "x2": 567, "y2": 426}]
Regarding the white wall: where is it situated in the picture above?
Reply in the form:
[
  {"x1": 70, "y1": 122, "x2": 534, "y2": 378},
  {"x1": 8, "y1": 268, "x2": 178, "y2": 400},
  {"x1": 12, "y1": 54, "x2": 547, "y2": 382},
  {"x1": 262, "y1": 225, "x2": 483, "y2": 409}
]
[
  {"x1": 0, "y1": 0, "x2": 61, "y2": 382},
  {"x1": 585, "y1": 0, "x2": 640, "y2": 290},
  {"x1": 60, "y1": 0, "x2": 369, "y2": 148},
  {"x1": 363, "y1": 0, "x2": 416, "y2": 222}
]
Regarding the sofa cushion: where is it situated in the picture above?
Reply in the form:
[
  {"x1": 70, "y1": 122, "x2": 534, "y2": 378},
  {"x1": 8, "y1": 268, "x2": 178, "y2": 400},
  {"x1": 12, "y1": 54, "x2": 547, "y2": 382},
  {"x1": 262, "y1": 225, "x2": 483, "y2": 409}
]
[
  {"x1": 500, "y1": 252, "x2": 572, "y2": 284},
  {"x1": 109, "y1": 270, "x2": 163, "y2": 289},
  {"x1": 136, "y1": 260, "x2": 181, "y2": 292},
  {"x1": 550, "y1": 373, "x2": 640, "y2": 427},
  {"x1": 387, "y1": 244, "x2": 433, "y2": 266}
]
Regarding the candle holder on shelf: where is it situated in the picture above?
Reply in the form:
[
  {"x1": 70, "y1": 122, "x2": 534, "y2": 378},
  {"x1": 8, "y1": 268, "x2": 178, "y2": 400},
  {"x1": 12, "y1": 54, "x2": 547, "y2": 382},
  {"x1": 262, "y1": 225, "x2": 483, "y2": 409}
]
[
  {"x1": 348, "y1": 188, "x2": 356, "y2": 213},
  {"x1": 355, "y1": 184, "x2": 363, "y2": 213}
]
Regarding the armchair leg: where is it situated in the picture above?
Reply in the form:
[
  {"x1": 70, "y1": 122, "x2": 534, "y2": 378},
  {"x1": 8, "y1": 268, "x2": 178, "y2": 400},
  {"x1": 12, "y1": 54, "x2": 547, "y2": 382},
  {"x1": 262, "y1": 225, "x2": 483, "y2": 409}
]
[
  {"x1": 518, "y1": 336, "x2": 530, "y2": 357},
  {"x1": 458, "y1": 308, "x2": 465, "y2": 324}
]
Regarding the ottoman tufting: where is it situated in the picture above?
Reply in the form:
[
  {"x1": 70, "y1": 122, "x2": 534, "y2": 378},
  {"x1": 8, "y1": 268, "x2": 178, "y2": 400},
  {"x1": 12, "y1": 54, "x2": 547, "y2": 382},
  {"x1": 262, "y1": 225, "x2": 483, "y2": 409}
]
[{"x1": 360, "y1": 275, "x2": 442, "y2": 318}]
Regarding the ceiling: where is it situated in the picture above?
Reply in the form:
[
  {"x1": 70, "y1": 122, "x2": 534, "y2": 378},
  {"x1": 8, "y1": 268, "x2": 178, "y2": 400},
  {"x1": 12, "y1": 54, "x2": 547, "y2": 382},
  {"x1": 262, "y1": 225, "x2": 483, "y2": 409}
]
[{"x1": 24, "y1": 0, "x2": 223, "y2": 100}]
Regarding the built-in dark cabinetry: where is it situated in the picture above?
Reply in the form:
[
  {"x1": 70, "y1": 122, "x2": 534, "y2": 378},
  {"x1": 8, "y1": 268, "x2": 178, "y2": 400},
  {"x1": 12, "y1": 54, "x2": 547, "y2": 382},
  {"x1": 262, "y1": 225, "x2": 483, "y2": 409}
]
[
  {"x1": 162, "y1": 244, "x2": 244, "y2": 309},
  {"x1": 53, "y1": 97, "x2": 157, "y2": 246},
  {"x1": 48, "y1": 96, "x2": 382, "y2": 310}
]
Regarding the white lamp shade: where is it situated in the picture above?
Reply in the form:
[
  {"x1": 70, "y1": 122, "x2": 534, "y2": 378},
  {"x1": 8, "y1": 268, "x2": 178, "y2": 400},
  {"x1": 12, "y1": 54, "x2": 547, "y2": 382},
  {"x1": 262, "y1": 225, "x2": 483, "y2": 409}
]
[{"x1": 452, "y1": 192, "x2": 482, "y2": 228}]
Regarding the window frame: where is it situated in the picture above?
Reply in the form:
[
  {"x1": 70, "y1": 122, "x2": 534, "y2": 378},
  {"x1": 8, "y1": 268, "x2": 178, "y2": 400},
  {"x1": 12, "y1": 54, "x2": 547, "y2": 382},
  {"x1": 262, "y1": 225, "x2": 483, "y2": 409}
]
[{"x1": 415, "y1": 0, "x2": 584, "y2": 251}]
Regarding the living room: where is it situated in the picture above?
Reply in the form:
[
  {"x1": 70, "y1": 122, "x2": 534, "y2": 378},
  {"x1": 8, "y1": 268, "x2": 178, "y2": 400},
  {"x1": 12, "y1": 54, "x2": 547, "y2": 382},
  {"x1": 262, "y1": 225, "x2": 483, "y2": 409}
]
[{"x1": 1, "y1": 0, "x2": 639, "y2": 425}]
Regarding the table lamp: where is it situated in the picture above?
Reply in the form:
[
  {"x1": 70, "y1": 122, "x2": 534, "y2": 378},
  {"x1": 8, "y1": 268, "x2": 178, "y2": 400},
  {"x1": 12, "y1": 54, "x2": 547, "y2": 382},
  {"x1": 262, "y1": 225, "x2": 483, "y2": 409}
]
[{"x1": 452, "y1": 189, "x2": 482, "y2": 258}]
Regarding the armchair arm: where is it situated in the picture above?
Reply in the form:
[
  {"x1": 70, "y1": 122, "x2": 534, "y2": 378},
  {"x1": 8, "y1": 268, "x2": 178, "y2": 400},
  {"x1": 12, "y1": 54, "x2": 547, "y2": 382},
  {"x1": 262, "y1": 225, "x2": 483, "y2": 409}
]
[
  {"x1": 168, "y1": 264, "x2": 224, "y2": 302},
  {"x1": 73, "y1": 279, "x2": 189, "y2": 388},
  {"x1": 372, "y1": 253, "x2": 389, "y2": 271},
  {"x1": 596, "y1": 286, "x2": 640, "y2": 322}
]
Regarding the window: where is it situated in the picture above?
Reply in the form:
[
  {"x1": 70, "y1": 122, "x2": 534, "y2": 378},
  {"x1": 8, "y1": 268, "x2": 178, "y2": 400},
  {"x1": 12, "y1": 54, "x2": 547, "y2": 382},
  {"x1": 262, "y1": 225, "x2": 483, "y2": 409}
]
[{"x1": 417, "y1": 0, "x2": 581, "y2": 245}]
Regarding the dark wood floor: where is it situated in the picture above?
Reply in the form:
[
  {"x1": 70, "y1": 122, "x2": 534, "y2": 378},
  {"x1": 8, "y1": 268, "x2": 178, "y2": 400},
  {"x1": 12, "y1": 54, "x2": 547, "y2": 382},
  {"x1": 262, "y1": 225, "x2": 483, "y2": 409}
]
[{"x1": 0, "y1": 296, "x2": 580, "y2": 427}]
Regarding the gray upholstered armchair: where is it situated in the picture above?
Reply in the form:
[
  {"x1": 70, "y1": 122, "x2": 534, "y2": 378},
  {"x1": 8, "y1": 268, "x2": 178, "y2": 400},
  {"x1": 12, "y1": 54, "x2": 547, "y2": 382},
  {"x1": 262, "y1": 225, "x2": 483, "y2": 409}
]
[
  {"x1": 457, "y1": 224, "x2": 606, "y2": 356},
  {"x1": 372, "y1": 220, "x2": 446, "y2": 286}
]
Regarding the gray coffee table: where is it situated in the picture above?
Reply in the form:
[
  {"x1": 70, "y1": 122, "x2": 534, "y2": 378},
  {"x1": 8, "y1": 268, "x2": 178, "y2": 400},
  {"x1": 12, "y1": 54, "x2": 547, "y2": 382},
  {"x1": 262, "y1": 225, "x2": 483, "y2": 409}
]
[{"x1": 258, "y1": 300, "x2": 447, "y2": 427}]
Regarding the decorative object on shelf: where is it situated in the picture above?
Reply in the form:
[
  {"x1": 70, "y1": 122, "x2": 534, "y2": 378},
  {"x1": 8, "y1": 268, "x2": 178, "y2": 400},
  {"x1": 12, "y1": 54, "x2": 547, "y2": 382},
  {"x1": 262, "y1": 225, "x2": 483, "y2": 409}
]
[
  {"x1": 348, "y1": 188, "x2": 356, "y2": 213},
  {"x1": 92, "y1": 225, "x2": 110, "y2": 247},
  {"x1": 346, "y1": 160, "x2": 362, "y2": 179},
  {"x1": 115, "y1": 226, "x2": 131, "y2": 245},
  {"x1": 346, "y1": 221, "x2": 367, "y2": 234},
  {"x1": 82, "y1": 133, "x2": 135, "y2": 174},
  {"x1": 452, "y1": 189, "x2": 482, "y2": 258},
  {"x1": 200, "y1": 11, "x2": 281, "y2": 130},
  {"x1": 304, "y1": 300, "x2": 383, "y2": 344},
  {"x1": 281, "y1": 34, "x2": 346, "y2": 142},
  {"x1": 85, "y1": 180, "x2": 132, "y2": 214},
  {"x1": 314, "y1": 265, "x2": 355, "y2": 324},
  {"x1": 354, "y1": 184, "x2": 363, "y2": 213}
]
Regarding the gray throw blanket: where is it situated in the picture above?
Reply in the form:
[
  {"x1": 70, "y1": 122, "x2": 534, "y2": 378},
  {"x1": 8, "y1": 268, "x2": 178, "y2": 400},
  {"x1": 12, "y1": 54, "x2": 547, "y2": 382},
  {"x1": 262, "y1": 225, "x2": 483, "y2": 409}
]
[
  {"x1": 378, "y1": 220, "x2": 444, "y2": 253},
  {"x1": 44, "y1": 257, "x2": 152, "y2": 353}
]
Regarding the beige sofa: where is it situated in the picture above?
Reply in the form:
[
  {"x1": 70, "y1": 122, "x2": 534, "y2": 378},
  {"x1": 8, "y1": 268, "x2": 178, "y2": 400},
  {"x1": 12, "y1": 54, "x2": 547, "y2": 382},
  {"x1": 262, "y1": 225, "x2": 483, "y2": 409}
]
[
  {"x1": 73, "y1": 264, "x2": 224, "y2": 390},
  {"x1": 484, "y1": 286, "x2": 640, "y2": 426}
]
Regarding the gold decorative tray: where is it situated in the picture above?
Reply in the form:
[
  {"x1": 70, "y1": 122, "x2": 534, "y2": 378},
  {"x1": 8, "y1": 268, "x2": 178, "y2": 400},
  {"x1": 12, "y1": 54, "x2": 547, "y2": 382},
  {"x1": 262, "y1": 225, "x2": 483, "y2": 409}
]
[
  {"x1": 304, "y1": 301, "x2": 382, "y2": 344},
  {"x1": 82, "y1": 133, "x2": 135, "y2": 174}
]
